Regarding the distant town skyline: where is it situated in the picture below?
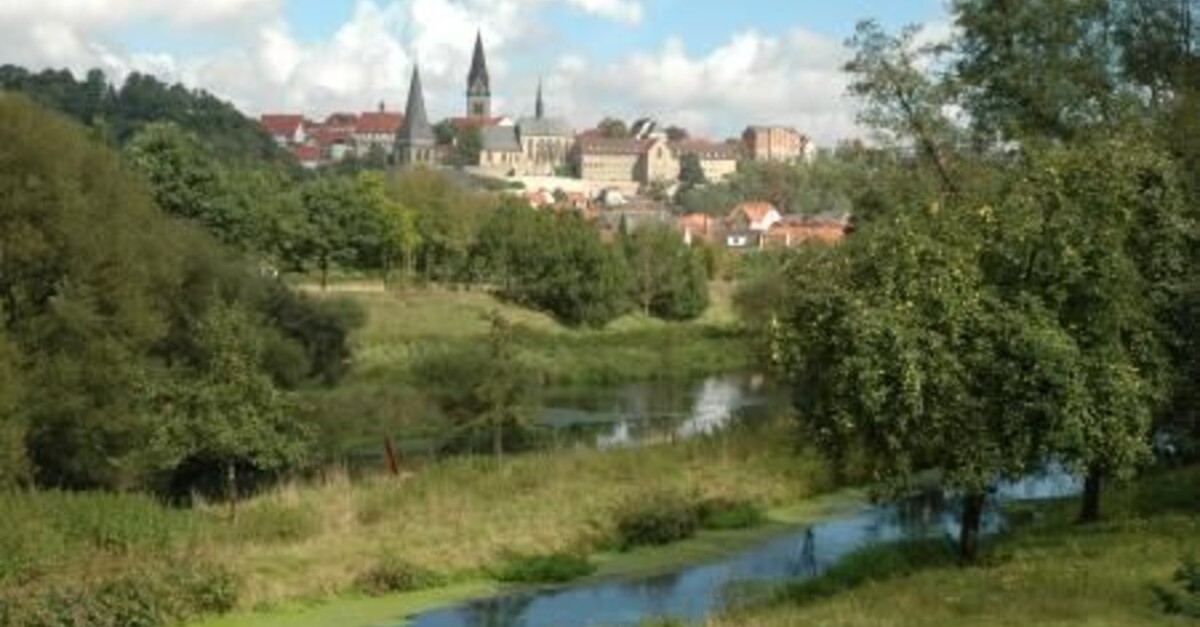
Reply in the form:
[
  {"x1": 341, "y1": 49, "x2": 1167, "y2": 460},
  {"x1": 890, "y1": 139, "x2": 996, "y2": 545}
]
[{"x1": 0, "y1": 1, "x2": 951, "y2": 144}]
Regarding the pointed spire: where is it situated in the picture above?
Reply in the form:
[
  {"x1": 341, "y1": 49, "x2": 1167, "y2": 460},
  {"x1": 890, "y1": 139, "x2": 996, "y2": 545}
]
[
  {"x1": 398, "y1": 64, "x2": 434, "y2": 146},
  {"x1": 468, "y1": 30, "x2": 490, "y2": 95},
  {"x1": 535, "y1": 79, "x2": 545, "y2": 119}
]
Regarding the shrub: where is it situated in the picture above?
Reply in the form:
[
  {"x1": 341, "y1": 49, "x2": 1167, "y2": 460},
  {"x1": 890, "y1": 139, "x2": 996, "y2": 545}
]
[
  {"x1": 1154, "y1": 557, "x2": 1200, "y2": 618},
  {"x1": 696, "y1": 497, "x2": 766, "y2": 530},
  {"x1": 614, "y1": 492, "x2": 699, "y2": 550},
  {"x1": 355, "y1": 556, "x2": 443, "y2": 596},
  {"x1": 0, "y1": 560, "x2": 237, "y2": 627},
  {"x1": 491, "y1": 552, "x2": 596, "y2": 584}
]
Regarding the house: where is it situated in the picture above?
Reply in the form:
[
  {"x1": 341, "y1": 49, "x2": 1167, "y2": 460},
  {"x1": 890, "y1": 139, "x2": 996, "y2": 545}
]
[
  {"x1": 260, "y1": 114, "x2": 307, "y2": 146},
  {"x1": 575, "y1": 137, "x2": 645, "y2": 183},
  {"x1": 353, "y1": 110, "x2": 404, "y2": 158},
  {"x1": 743, "y1": 126, "x2": 809, "y2": 163},
  {"x1": 724, "y1": 230, "x2": 763, "y2": 250},
  {"x1": 677, "y1": 213, "x2": 719, "y2": 246},
  {"x1": 671, "y1": 139, "x2": 740, "y2": 182},
  {"x1": 309, "y1": 125, "x2": 355, "y2": 162},
  {"x1": 292, "y1": 144, "x2": 321, "y2": 170},
  {"x1": 763, "y1": 212, "x2": 851, "y2": 248},
  {"x1": 515, "y1": 82, "x2": 573, "y2": 176},
  {"x1": 728, "y1": 202, "x2": 783, "y2": 232}
]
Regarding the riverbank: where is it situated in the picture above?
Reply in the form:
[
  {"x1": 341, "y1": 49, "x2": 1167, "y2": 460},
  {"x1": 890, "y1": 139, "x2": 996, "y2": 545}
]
[
  {"x1": 191, "y1": 491, "x2": 865, "y2": 627},
  {"x1": 713, "y1": 465, "x2": 1200, "y2": 627},
  {"x1": 0, "y1": 421, "x2": 829, "y2": 627}
]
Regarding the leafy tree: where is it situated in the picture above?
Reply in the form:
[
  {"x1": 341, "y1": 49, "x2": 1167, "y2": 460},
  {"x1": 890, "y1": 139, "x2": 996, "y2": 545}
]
[
  {"x1": 0, "y1": 327, "x2": 28, "y2": 489},
  {"x1": 152, "y1": 303, "x2": 309, "y2": 517},
  {"x1": 665, "y1": 125, "x2": 690, "y2": 142},
  {"x1": 597, "y1": 117, "x2": 630, "y2": 138},
  {"x1": 623, "y1": 225, "x2": 710, "y2": 320},
  {"x1": 456, "y1": 126, "x2": 483, "y2": 167},
  {"x1": 474, "y1": 312, "x2": 535, "y2": 460},
  {"x1": 777, "y1": 205, "x2": 1086, "y2": 562},
  {"x1": 295, "y1": 176, "x2": 381, "y2": 288},
  {"x1": 678, "y1": 153, "x2": 708, "y2": 191},
  {"x1": 358, "y1": 172, "x2": 421, "y2": 285}
]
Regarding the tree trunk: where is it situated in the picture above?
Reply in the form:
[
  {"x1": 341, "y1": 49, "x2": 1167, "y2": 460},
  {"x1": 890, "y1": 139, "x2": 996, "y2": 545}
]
[
  {"x1": 1079, "y1": 467, "x2": 1104, "y2": 524},
  {"x1": 958, "y1": 492, "x2": 985, "y2": 564},
  {"x1": 383, "y1": 436, "x2": 400, "y2": 476},
  {"x1": 493, "y1": 419, "x2": 503, "y2": 462},
  {"x1": 226, "y1": 461, "x2": 239, "y2": 522}
]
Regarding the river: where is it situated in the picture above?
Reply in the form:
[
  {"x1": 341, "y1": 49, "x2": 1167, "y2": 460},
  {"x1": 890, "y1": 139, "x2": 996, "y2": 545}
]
[{"x1": 402, "y1": 468, "x2": 1081, "y2": 627}]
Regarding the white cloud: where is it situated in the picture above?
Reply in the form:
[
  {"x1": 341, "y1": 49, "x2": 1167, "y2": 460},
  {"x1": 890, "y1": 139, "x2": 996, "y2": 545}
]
[
  {"x1": 563, "y1": 0, "x2": 643, "y2": 24},
  {"x1": 0, "y1": 0, "x2": 873, "y2": 144},
  {"x1": 545, "y1": 28, "x2": 862, "y2": 144}
]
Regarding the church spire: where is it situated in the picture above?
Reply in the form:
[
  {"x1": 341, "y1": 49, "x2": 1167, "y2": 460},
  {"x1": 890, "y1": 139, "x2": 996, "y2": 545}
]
[
  {"x1": 535, "y1": 79, "x2": 544, "y2": 119},
  {"x1": 466, "y1": 30, "x2": 491, "y2": 118},
  {"x1": 398, "y1": 64, "x2": 434, "y2": 147}
]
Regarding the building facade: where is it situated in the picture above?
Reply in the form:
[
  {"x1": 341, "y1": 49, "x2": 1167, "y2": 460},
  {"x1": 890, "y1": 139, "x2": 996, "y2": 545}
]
[
  {"x1": 515, "y1": 82, "x2": 573, "y2": 176},
  {"x1": 743, "y1": 126, "x2": 808, "y2": 162}
]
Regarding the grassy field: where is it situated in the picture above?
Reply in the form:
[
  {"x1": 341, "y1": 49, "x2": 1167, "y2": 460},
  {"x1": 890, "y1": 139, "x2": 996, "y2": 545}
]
[
  {"x1": 711, "y1": 466, "x2": 1200, "y2": 627},
  {"x1": 0, "y1": 421, "x2": 829, "y2": 626}
]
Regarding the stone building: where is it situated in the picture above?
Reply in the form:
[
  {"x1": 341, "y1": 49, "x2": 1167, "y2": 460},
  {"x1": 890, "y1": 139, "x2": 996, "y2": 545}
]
[
  {"x1": 515, "y1": 82, "x2": 573, "y2": 176},
  {"x1": 743, "y1": 125, "x2": 808, "y2": 162},
  {"x1": 672, "y1": 139, "x2": 740, "y2": 182},
  {"x1": 395, "y1": 65, "x2": 437, "y2": 166}
]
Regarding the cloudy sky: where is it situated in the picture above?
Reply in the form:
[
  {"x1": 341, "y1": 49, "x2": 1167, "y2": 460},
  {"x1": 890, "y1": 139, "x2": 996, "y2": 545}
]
[{"x1": 0, "y1": 0, "x2": 950, "y2": 144}]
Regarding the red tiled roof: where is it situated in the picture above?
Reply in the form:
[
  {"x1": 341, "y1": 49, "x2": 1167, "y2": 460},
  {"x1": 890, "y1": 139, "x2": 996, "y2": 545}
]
[
  {"x1": 677, "y1": 213, "x2": 717, "y2": 233},
  {"x1": 355, "y1": 112, "x2": 404, "y2": 135},
  {"x1": 308, "y1": 126, "x2": 354, "y2": 148},
  {"x1": 260, "y1": 114, "x2": 305, "y2": 136},
  {"x1": 731, "y1": 201, "x2": 778, "y2": 223},
  {"x1": 291, "y1": 144, "x2": 321, "y2": 162},
  {"x1": 324, "y1": 113, "x2": 359, "y2": 128}
]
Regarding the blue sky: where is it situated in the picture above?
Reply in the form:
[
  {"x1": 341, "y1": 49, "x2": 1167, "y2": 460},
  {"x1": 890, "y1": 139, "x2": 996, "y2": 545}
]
[{"x1": 0, "y1": 0, "x2": 953, "y2": 143}]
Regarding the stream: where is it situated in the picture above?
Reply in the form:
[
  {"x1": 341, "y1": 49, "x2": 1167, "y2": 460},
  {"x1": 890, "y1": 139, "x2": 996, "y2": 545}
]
[{"x1": 402, "y1": 468, "x2": 1081, "y2": 627}]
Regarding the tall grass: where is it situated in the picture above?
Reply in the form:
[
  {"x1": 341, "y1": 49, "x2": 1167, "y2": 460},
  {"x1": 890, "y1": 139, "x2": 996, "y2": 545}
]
[{"x1": 0, "y1": 422, "x2": 826, "y2": 614}]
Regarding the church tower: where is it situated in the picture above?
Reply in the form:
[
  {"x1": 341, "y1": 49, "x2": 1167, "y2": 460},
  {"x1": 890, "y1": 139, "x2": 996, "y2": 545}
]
[
  {"x1": 466, "y1": 31, "x2": 491, "y2": 118},
  {"x1": 396, "y1": 64, "x2": 436, "y2": 166}
]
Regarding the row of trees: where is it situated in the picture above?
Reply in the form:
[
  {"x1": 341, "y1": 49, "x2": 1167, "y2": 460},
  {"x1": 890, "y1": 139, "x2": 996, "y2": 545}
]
[
  {"x1": 469, "y1": 201, "x2": 710, "y2": 326},
  {"x1": 0, "y1": 96, "x2": 361, "y2": 499},
  {"x1": 770, "y1": 0, "x2": 1200, "y2": 562}
]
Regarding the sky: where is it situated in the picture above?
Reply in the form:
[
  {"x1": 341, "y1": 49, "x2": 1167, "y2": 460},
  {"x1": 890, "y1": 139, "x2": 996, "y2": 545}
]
[{"x1": 0, "y1": 1, "x2": 952, "y2": 144}]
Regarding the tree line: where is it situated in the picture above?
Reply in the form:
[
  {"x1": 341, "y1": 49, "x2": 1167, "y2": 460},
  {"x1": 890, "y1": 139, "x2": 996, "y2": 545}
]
[
  {"x1": 761, "y1": 0, "x2": 1200, "y2": 562},
  {"x1": 0, "y1": 96, "x2": 363, "y2": 501}
]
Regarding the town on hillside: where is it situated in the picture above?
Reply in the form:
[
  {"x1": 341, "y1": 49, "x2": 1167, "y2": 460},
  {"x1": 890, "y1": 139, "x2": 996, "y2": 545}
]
[{"x1": 259, "y1": 32, "x2": 848, "y2": 251}]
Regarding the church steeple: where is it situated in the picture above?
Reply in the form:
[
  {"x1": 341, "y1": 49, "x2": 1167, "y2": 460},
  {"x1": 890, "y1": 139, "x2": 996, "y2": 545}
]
[
  {"x1": 397, "y1": 64, "x2": 435, "y2": 165},
  {"x1": 535, "y1": 79, "x2": 544, "y2": 119},
  {"x1": 466, "y1": 30, "x2": 491, "y2": 118}
]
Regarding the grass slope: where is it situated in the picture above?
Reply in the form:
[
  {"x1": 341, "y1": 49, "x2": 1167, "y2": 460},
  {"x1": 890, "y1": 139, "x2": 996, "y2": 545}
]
[{"x1": 714, "y1": 466, "x2": 1200, "y2": 627}]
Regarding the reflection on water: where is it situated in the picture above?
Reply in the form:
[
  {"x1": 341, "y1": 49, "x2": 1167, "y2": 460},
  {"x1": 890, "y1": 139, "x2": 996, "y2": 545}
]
[
  {"x1": 539, "y1": 374, "x2": 779, "y2": 449},
  {"x1": 405, "y1": 470, "x2": 1081, "y2": 627}
]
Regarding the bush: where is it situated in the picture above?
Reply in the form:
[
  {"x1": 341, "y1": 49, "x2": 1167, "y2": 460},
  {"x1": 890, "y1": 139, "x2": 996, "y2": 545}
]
[
  {"x1": 696, "y1": 497, "x2": 766, "y2": 530},
  {"x1": 0, "y1": 560, "x2": 237, "y2": 627},
  {"x1": 491, "y1": 552, "x2": 596, "y2": 584},
  {"x1": 614, "y1": 492, "x2": 699, "y2": 550},
  {"x1": 355, "y1": 556, "x2": 443, "y2": 596},
  {"x1": 1154, "y1": 557, "x2": 1200, "y2": 618}
]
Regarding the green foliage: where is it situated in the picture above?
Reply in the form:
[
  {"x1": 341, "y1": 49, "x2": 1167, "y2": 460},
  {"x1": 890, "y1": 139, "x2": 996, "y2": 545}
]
[
  {"x1": 355, "y1": 556, "x2": 443, "y2": 596},
  {"x1": 623, "y1": 225, "x2": 710, "y2": 321},
  {"x1": 0, "y1": 65, "x2": 289, "y2": 167},
  {"x1": 1154, "y1": 557, "x2": 1200, "y2": 618},
  {"x1": 695, "y1": 497, "x2": 766, "y2": 530},
  {"x1": 597, "y1": 117, "x2": 629, "y2": 138},
  {"x1": 771, "y1": 539, "x2": 956, "y2": 607},
  {"x1": 0, "y1": 560, "x2": 237, "y2": 627},
  {"x1": 219, "y1": 502, "x2": 322, "y2": 545},
  {"x1": 470, "y1": 204, "x2": 633, "y2": 326},
  {"x1": 0, "y1": 328, "x2": 28, "y2": 489},
  {"x1": 678, "y1": 153, "x2": 707, "y2": 190},
  {"x1": 491, "y1": 552, "x2": 596, "y2": 584},
  {"x1": 613, "y1": 492, "x2": 700, "y2": 550}
]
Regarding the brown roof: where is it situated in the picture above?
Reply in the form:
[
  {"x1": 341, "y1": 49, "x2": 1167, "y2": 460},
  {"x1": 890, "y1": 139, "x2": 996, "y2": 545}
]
[
  {"x1": 671, "y1": 139, "x2": 741, "y2": 160},
  {"x1": 577, "y1": 137, "x2": 649, "y2": 156},
  {"x1": 308, "y1": 126, "x2": 354, "y2": 147},
  {"x1": 677, "y1": 213, "x2": 717, "y2": 233},
  {"x1": 324, "y1": 113, "x2": 358, "y2": 128},
  {"x1": 260, "y1": 114, "x2": 305, "y2": 136},
  {"x1": 355, "y1": 112, "x2": 404, "y2": 135},
  {"x1": 731, "y1": 202, "x2": 779, "y2": 223}
]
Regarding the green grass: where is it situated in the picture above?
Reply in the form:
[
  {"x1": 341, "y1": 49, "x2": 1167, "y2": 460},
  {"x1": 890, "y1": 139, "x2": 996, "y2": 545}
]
[
  {"x1": 490, "y1": 552, "x2": 596, "y2": 584},
  {"x1": 713, "y1": 465, "x2": 1200, "y2": 627}
]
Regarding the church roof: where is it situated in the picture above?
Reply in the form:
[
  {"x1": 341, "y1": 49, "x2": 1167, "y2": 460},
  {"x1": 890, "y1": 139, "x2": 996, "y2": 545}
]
[
  {"x1": 481, "y1": 126, "x2": 522, "y2": 153},
  {"x1": 398, "y1": 65, "x2": 435, "y2": 146},
  {"x1": 468, "y1": 31, "x2": 490, "y2": 96},
  {"x1": 518, "y1": 116, "x2": 572, "y2": 138}
]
